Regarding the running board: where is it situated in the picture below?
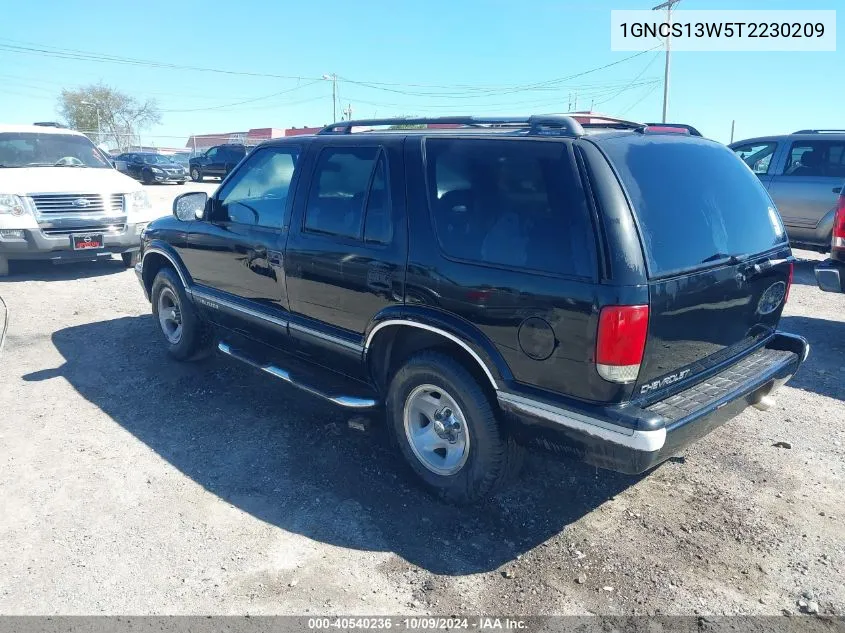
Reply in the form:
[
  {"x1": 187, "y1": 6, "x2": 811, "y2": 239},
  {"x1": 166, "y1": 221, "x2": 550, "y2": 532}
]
[{"x1": 217, "y1": 341, "x2": 379, "y2": 409}]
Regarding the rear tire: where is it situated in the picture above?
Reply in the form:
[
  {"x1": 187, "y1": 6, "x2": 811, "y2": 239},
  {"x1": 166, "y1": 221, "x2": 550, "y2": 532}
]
[
  {"x1": 386, "y1": 350, "x2": 523, "y2": 504},
  {"x1": 190, "y1": 167, "x2": 202, "y2": 182},
  {"x1": 150, "y1": 267, "x2": 212, "y2": 361},
  {"x1": 121, "y1": 251, "x2": 139, "y2": 268}
]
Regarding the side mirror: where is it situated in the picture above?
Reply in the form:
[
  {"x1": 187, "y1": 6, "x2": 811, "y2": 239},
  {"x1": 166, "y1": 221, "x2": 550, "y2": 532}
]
[{"x1": 174, "y1": 191, "x2": 208, "y2": 221}]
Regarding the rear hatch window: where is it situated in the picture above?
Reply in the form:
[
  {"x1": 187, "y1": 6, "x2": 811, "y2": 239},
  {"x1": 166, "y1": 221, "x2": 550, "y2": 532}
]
[{"x1": 600, "y1": 135, "x2": 787, "y2": 277}]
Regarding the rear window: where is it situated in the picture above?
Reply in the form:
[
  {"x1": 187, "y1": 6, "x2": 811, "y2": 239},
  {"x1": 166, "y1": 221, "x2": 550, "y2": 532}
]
[
  {"x1": 425, "y1": 138, "x2": 595, "y2": 278},
  {"x1": 601, "y1": 136, "x2": 787, "y2": 276}
]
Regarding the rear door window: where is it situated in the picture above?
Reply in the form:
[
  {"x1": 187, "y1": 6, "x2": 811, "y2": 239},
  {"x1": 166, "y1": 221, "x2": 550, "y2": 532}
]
[
  {"x1": 784, "y1": 141, "x2": 845, "y2": 178},
  {"x1": 601, "y1": 136, "x2": 787, "y2": 277},
  {"x1": 425, "y1": 138, "x2": 595, "y2": 278},
  {"x1": 304, "y1": 147, "x2": 379, "y2": 239}
]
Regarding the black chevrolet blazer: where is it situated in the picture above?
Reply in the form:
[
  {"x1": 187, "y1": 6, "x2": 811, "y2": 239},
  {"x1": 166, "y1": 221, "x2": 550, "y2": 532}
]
[{"x1": 135, "y1": 115, "x2": 809, "y2": 504}]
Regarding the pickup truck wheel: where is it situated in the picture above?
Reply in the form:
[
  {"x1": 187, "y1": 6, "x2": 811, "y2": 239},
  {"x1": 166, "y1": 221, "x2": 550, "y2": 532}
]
[
  {"x1": 190, "y1": 167, "x2": 202, "y2": 182},
  {"x1": 387, "y1": 351, "x2": 522, "y2": 504},
  {"x1": 121, "y1": 251, "x2": 139, "y2": 268},
  {"x1": 151, "y1": 267, "x2": 211, "y2": 361}
]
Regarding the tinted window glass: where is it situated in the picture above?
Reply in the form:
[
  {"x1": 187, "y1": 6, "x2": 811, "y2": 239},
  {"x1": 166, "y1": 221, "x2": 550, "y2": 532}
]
[
  {"x1": 0, "y1": 132, "x2": 111, "y2": 168},
  {"x1": 732, "y1": 142, "x2": 776, "y2": 175},
  {"x1": 214, "y1": 146, "x2": 299, "y2": 227},
  {"x1": 426, "y1": 138, "x2": 594, "y2": 278},
  {"x1": 305, "y1": 147, "x2": 379, "y2": 239},
  {"x1": 784, "y1": 141, "x2": 845, "y2": 178},
  {"x1": 602, "y1": 137, "x2": 786, "y2": 276},
  {"x1": 363, "y1": 153, "x2": 392, "y2": 244}
]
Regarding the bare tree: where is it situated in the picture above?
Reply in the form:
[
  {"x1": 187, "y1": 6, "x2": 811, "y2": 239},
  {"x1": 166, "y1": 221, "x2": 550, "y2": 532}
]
[{"x1": 57, "y1": 84, "x2": 161, "y2": 152}]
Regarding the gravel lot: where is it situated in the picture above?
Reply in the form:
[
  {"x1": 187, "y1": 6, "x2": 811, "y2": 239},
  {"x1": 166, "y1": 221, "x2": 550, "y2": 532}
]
[{"x1": 0, "y1": 183, "x2": 843, "y2": 616}]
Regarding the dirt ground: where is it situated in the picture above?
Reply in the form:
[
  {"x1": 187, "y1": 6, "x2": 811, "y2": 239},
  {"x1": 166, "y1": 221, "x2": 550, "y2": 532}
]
[{"x1": 0, "y1": 187, "x2": 842, "y2": 616}]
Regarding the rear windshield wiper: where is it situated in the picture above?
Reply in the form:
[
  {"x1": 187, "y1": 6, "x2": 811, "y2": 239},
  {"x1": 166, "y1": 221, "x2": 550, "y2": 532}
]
[{"x1": 700, "y1": 252, "x2": 750, "y2": 265}]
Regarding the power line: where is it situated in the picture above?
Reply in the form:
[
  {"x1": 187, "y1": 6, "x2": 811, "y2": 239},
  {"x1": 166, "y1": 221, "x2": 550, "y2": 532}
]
[{"x1": 159, "y1": 80, "x2": 322, "y2": 112}]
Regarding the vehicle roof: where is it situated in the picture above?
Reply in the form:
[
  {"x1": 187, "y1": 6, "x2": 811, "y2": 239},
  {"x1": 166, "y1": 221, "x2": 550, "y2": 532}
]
[
  {"x1": 0, "y1": 124, "x2": 85, "y2": 136},
  {"x1": 731, "y1": 131, "x2": 845, "y2": 146},
  {"x1": 257, "y1": 127, "x2": 714, "y2": 151}
]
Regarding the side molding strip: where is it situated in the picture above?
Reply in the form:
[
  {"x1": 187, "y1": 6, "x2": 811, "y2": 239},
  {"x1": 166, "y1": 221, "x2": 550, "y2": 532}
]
[
  {"x1": 192, "y1": 289, "x2": 288, "y2": 329},
  {"x1": 364, "y1": 319, "x2": 499, "y2": 390}
]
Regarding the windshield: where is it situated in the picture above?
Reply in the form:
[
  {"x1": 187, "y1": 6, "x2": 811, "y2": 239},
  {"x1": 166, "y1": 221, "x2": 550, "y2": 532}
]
[
  {"x1": 601, "y1": 136, "x2": 787, "y2": 277},
  {"x1": 140, "y1": 154, "x2": 176, "y2": 165},
  {"x1": 0, "y1": 132, "x2": 112, "y2": 168}
]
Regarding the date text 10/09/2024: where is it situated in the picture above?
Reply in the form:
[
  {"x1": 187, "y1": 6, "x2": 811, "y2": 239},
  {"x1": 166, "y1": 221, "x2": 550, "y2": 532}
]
[{"x1": 307, "y1": 617, "x2": 528, "y2": 630}]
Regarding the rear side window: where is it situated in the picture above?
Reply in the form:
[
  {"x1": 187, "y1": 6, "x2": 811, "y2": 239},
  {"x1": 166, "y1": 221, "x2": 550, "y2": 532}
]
[
  {"x1": 784, "y1": 141, "x2": 845, "y2": 178},
  {"x1": 602, "y1": 137, "x2": 787, "y2": 277},
  {"x1": 425, "y1": 138, "x2": 594, "y2": 278}
]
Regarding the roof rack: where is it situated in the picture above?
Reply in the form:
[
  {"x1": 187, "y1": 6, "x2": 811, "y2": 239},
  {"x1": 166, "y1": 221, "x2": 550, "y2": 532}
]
[
  {"x1": 33, "y1": 121, "x2": 64, "y2": 128},
  {"x1": 318, "y1": 115, "x2": 586, "y2": 137},
  {"x1": 793, "y1": 129, "x2": 845, "y2": 134}
]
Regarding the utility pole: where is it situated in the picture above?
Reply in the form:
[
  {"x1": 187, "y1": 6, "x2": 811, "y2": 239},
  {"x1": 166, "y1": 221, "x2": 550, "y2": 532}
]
[
  {"x1": 653, "y1": 0, "x2": 681, "y2": 123},
  {"x1": 322, "y1": 73, "x2": 338, "y2": 122},
  {"x1": 343, "y1": 103, "x2": 353, "y2": 121},
  {"x1": 730, "y1": 120, "x2": 736, "y2": 143}
]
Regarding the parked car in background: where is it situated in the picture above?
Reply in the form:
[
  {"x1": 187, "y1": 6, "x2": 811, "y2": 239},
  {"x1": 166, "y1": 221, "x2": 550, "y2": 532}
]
[
  {"x1": 134, "y1": 115, "x2": 808, "y2": 504},
  {"x1": 168, "y1": 153, "x2": 191, "y2": 170},
  {"x1": 115, "y1": 152, "x2": 187, "y2": 185},
  {"x1": 189, "y1": 144, "x2": 247, "y2": 182},
  {"x1": 0, "y1": 123, "x2": 157, "y2": 276},
  {"x1": 814, "y1": 188, "x2": 845, "y2": 292},
  {"x1": 730, "y1": 130, "x2": 845, "y2": 252}
]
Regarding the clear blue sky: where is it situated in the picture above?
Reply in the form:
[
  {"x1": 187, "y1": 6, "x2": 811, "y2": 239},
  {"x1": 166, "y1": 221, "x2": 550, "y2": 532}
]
[{"x1": 0, "y1": 0, "x2": 840, "y2": 146}]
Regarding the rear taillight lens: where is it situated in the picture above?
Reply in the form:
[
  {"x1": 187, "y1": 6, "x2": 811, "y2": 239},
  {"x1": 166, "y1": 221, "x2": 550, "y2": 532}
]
[
  {"x1": 832, "y1": 194, "x2": 845, "y2": 254},
  {"x1": 596, "y1": 305, "x2": 649, "y2": 384},
  {"x1": 785, "y1": 262, "x2": 794, "y2": 304}
]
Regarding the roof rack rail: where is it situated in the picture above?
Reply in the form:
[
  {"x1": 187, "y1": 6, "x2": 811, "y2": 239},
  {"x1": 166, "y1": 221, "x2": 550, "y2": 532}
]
[
  {"x1": 793, "y1": 129, "x2": 845, "y2": 134},
  {"x1": 33, "y1": 121, "x2": 64, "y2": 128},
  {"x1": 318, "y1": 115, "x2": 585, "y2": 137},
  {"x1": 640, "y1": 122, "x2": 702, "y2": 137}
]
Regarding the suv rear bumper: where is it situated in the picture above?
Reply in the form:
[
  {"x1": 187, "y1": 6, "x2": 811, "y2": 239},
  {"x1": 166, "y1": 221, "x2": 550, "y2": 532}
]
[
  {"x1": 815, "y1": 258, "x2": 845, "y2": 293},
  {"x1": 497, "y1": 332, "x2": 809, "y2": 475}
]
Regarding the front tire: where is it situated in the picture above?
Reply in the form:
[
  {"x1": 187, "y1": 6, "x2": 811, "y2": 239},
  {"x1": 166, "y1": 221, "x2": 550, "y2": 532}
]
[
  {"x1": 190, "y1": 167, "x2": 203, "y2": 182},
  {"x1": 150, "y1": 267, "x2": 211, "y2": 361},
  {"x1": 386, "y1": 351, "x2": 523, "y2": 504},
  {"x1": 176, "y1": 180, "x2": 186, "y2": 185},
  {"x1": 142, "y1": 170, "x2": 154, "y2": 185}
]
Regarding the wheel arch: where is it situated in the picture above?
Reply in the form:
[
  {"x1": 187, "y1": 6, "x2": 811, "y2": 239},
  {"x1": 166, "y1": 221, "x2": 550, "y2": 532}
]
[
  {"x1": 141, "y1": 242, "x2": 192, "y2": 298},
  {"x1": 364, "y1": 307, "x2": 512, "y2": 396}
]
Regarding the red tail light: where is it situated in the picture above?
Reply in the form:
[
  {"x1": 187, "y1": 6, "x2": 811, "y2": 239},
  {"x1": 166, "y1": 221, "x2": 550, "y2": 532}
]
[
  {"x1": 785, "y1": 262, "x2": 794, "y2": 304},
  {"x1": 596, "y1": 305, "x2": 649, "y2": 383},
  {"x1": 832, "y1": 193, "x2": 845, "y2": 254}
]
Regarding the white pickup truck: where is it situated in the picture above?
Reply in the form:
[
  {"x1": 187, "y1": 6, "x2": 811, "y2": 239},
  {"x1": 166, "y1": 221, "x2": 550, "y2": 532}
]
[{"x1": 0, "y1": 123, "x2": 161, "y2": 276}]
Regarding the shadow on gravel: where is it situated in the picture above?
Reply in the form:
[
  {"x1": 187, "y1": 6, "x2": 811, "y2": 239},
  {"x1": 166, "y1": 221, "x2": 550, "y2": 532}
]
[
  {"x1": 27, "y1": 315, "x2": 639, "y2": 576},
  {"x1": 780, "y1": 315, "x2": 845, "y2": 402},
  {"x1": 1, "y1": 258, "x2": 128, "y2": 282}
]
